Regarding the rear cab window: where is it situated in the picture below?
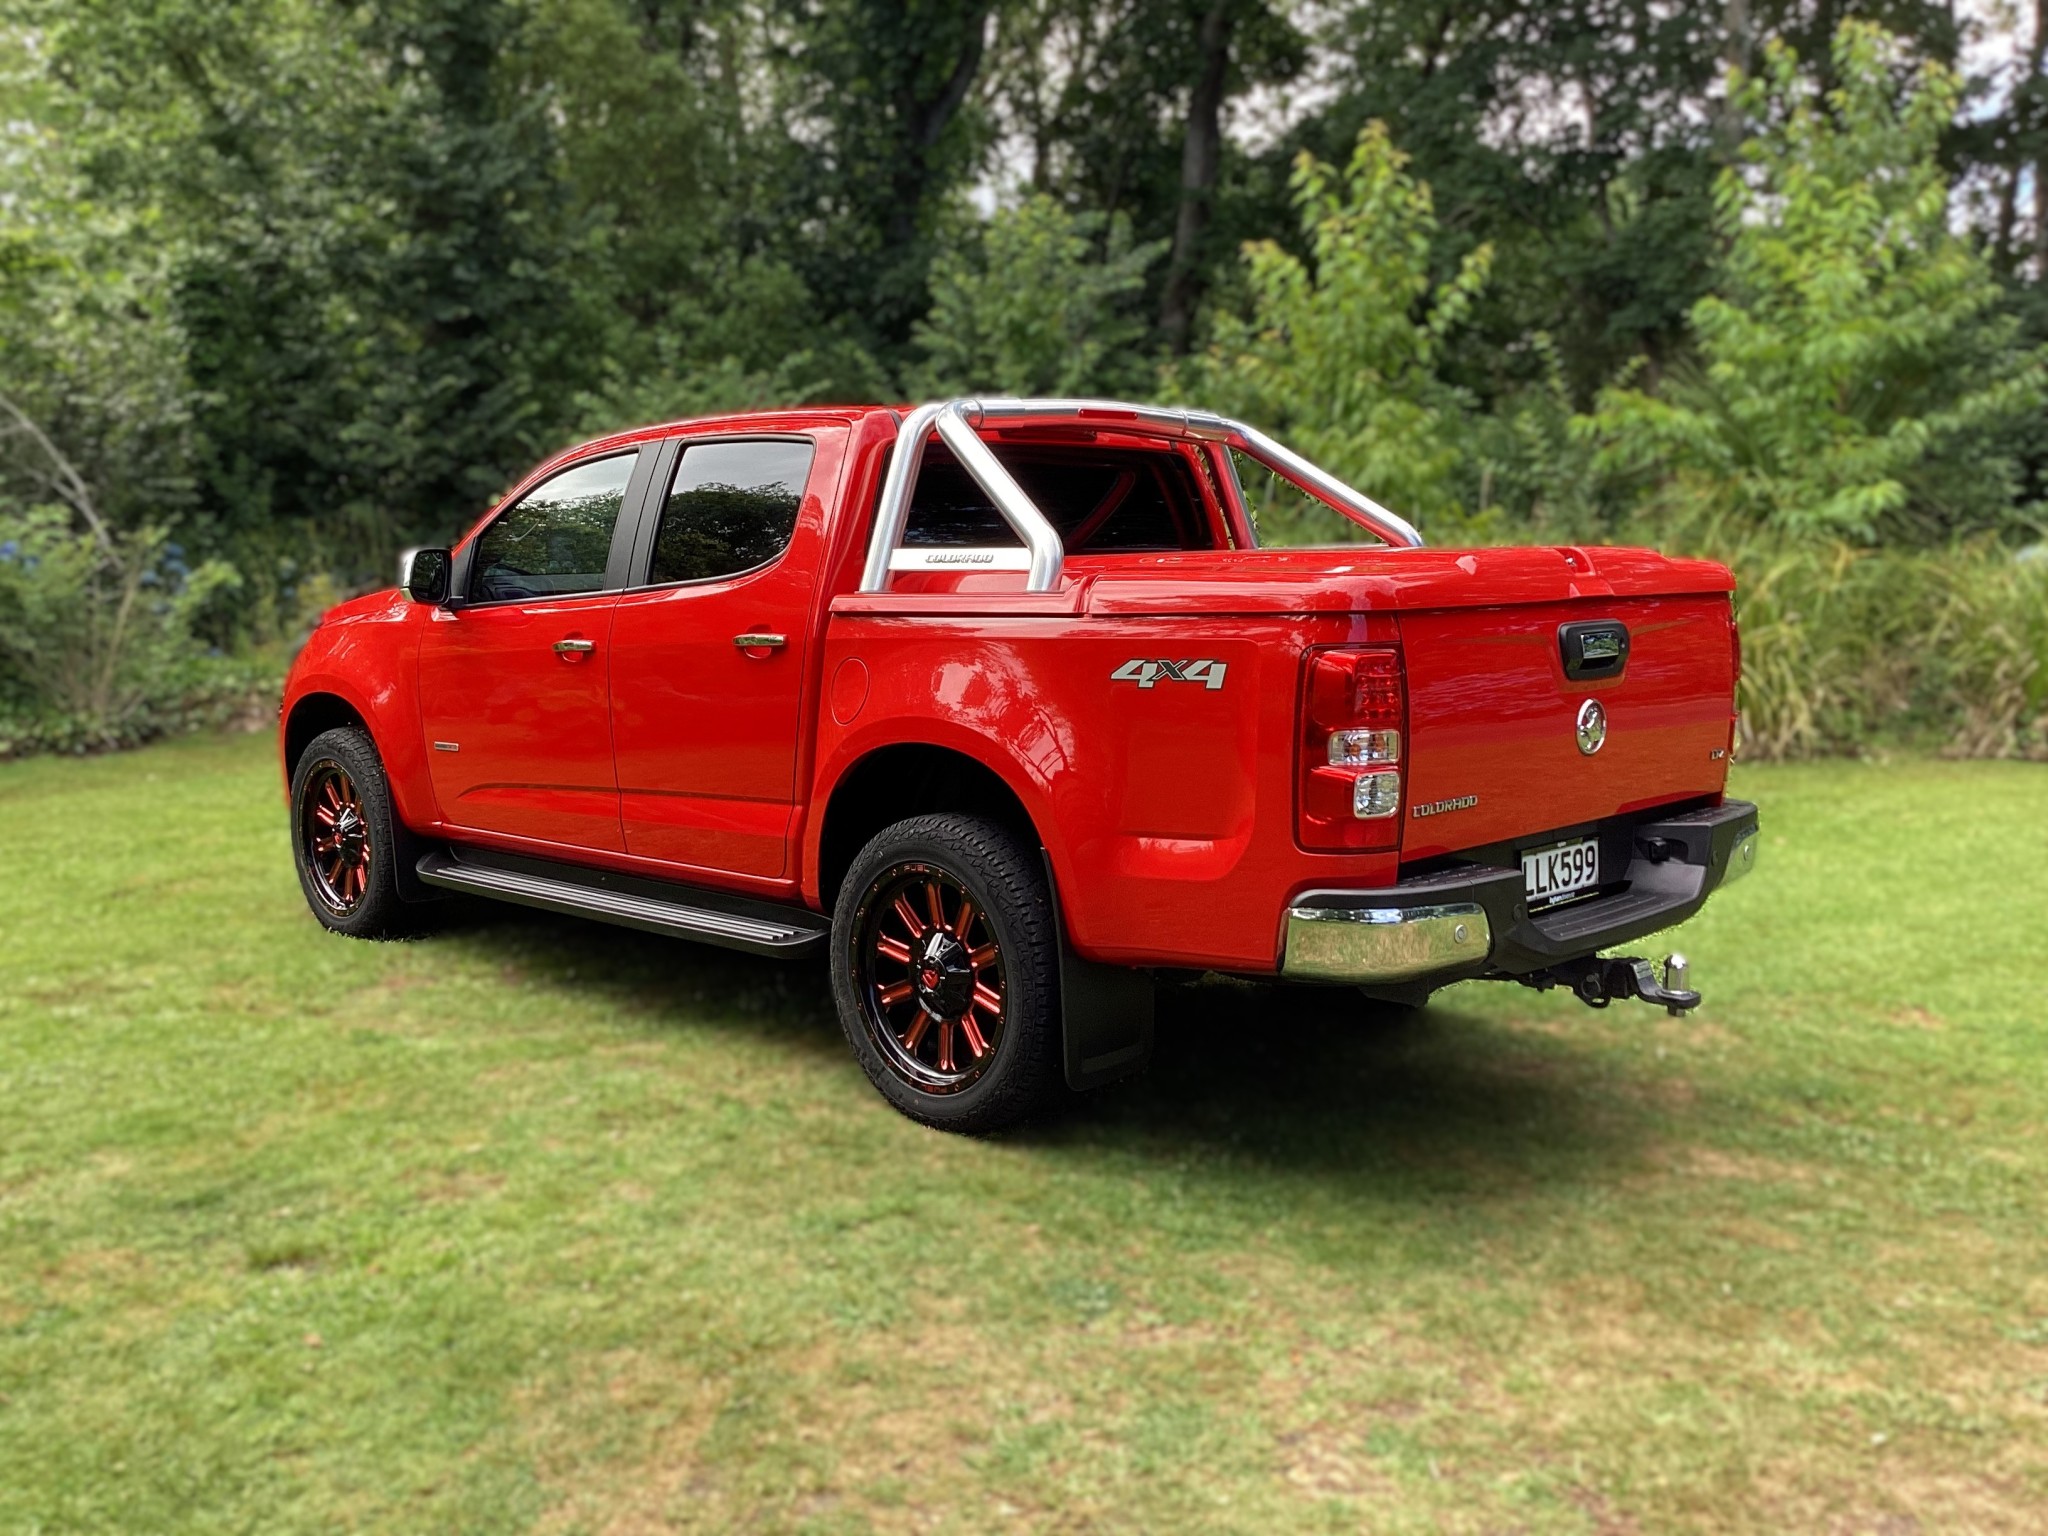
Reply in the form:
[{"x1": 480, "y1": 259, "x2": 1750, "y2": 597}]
[{"x1": 902, "y1": 437, "x2": 1229, "y2": 557}]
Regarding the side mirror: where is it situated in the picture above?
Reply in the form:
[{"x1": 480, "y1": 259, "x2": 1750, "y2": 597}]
[{"x1": 403, "y1": 547, "x2": 452, "y2": 605}]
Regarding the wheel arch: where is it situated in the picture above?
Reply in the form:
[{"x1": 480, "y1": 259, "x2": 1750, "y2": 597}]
[
  {"x1": 283, "y1": 691, "x2": 371, "y2": 782},
  {"x1": 812, "y1": 741, "x2": 1048, "y2": 918}
]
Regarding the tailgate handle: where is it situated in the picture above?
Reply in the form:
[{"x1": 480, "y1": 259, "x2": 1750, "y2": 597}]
[{"x1": 1558, "y1": 620, "x2": 1629, "y2": 681}]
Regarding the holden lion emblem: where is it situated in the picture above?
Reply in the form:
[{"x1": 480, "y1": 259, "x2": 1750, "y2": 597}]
[{"x1": 1576, "y1": 698, "x2": 1608, "y2": 755}]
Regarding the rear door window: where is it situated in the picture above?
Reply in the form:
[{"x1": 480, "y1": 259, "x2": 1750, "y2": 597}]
[
  {"x1": 471, "y1": 453, "x2": 635, "y2": 602},
  {"x1": 647, "y1": 439, "x2": 814, "y2": 585}
]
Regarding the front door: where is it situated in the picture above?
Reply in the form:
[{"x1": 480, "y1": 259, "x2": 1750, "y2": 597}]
[
  {"x1": 418, "y1": 449, "x2": 647, "y2": 851},
  {"x1": 608, "y1": 434, "x2": 829, "y2": 877}
]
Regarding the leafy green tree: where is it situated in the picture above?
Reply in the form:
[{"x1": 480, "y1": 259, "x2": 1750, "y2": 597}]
[
  {"x1": 1581, "y1": 21, "x2": 2048, "y2": 543},
  {"x1": 1184, "y1": 123, "x2": 1494, "y2": 539},
  {"x1": 778, "y1": 0, "x2": 999, "y2": 355},
  {"x1": 909, "y1": 195, "x2": 1166, "y2": 397}
]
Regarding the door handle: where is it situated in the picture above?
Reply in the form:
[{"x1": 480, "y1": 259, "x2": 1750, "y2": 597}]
[
  {"x1": 552, "y1": 638, "x2": 596, "y2": 656},
  {"x1": 733, "y1": 633, "x2": 786, "y2": 651}
]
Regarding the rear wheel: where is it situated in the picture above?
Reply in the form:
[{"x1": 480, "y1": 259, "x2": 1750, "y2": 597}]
[
  {"x1": 290, "y1": 726, "x2": 411, "y2": 939},
  {"x1": 831, "y1": 814, "x2": 1063, "y2": 1133}
]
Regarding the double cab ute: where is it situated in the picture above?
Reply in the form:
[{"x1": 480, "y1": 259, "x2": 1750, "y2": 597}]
[{"x1": 282, "y1": 398, "x2": 1759, "y2": 1131}]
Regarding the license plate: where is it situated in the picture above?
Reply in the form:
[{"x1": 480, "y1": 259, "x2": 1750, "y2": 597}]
[{"x1": 1523, "y1": 837, "x2": 1601, "y2": 909}]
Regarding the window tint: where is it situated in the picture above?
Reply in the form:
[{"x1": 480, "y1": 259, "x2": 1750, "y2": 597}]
[
  {"x1": 471, "y1": 453, "x2": 634, "y2": 601},
  {"x1": 648, "y1": 439, "x2": 814, "y2": 585},
  {"x1": 902, "y1": 444, "x2": 1214, "y2": 553}
]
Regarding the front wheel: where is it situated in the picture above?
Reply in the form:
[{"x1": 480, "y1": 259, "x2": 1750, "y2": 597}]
[
  {"x1": 830, "y1": 814, "x2": 1064, "y2": 1133},
  {"x1": 289, "y1": 726, "x2": 412, "y2": 939}
]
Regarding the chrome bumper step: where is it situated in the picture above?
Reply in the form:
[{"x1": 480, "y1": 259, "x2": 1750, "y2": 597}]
[{"x1": 416, "y1": 847, "x2": 829, "y2": 958}]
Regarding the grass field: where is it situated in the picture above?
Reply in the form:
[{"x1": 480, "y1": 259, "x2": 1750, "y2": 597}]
[{"x1": 1, "y1": 732, "x2": 2044, "y2": 1534}]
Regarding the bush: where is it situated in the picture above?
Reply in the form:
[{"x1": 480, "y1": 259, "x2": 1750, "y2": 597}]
[
  {"x1": 1657, "y1": 518, "x2": 2048, "y2": 760},
  {"x1": 0, "y1": 509, "x2": 276, "y2": 757}
]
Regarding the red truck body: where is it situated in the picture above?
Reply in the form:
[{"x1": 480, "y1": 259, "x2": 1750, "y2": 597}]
[{"x1": 281, "y1": 399, "x2": 1756, "y2": 1126}]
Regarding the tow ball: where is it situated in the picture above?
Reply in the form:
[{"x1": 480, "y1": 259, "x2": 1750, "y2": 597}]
[{"x1": 1532, "y1": 953, "x2": 1700, "y2": 1016}]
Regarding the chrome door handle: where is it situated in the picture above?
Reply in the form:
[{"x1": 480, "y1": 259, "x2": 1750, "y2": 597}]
[
  {"x1": 552, "y1": 638, "x2": 596, "y2": 655},
  {"x1": 733, "y1": 633, "x2": 786, "y2": 650}
]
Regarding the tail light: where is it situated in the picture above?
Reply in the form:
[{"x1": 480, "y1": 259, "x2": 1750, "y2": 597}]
[{"x1": 1299, "y1": 646, "x2": 1405, "y2": 851}]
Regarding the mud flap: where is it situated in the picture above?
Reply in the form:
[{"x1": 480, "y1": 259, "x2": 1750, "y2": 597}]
[{"x1": 1043, "y1": 854, "x2": 1154, "y2": 1091}]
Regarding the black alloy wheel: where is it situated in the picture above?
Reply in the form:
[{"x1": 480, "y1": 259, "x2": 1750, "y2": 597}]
[
  {"x1": 831, "y1": 814, "x2": 1063, "y2": 1132},
  {"x1": 855, "y1": 860, "x2": 1009, "y2": 1092},
  {"x1": 289, "y1": 725, "x2": 411, "y2": 939},
  {"x1": 301, "y1": 760, "x2": 373, "y2": 913}
]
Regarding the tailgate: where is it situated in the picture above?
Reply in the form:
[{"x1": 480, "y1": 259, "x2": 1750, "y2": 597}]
[{"x1": 1398, "y1": 594, "x2": 1737, "y2": 860}]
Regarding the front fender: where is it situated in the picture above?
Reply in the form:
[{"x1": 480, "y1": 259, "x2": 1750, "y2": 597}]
[{"x1": 281, "y1": 593, "x2": 434, "y2": 831}]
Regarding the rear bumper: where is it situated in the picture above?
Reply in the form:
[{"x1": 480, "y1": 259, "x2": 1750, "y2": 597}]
[{"x1": 1280, "y1": 799, "x2": 1759, "y2": 987}]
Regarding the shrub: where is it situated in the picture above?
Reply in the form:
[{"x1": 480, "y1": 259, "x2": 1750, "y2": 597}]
[
  {"x1": 0, "y1": 509, "x2": 271, "y2": 757},
  {"x1": 1651, "y1": 513, "x2": 2048, "y2": 760}
]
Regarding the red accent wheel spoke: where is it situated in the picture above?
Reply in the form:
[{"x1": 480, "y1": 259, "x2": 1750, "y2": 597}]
[
  {"x1": 892, "y1": 893, "x2": 926, "y2": 938},
  {"x1": 858, "y1": 863, "x2": 1007, "y2": 1093}
]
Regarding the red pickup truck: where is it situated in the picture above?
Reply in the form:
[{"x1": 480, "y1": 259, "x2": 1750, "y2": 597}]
[{"x1": 281, "y1": 397, "x2": 1758, "y2": 1131}]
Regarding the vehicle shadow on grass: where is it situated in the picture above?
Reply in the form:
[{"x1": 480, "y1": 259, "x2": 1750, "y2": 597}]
[
  {"x1": 438, "y1": 905, "x2": 1668, "y2": 1199},
  {"x1": 1045, "y1": 980, "x2": 1667, "y2": 1200}
]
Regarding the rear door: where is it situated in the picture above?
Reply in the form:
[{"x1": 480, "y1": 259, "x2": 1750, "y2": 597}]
[
  {"x1": 606, "y1": 431, "x2": 836, "y2": 878},
  {"x1": 418, "y1": 448, "x2": 652, "y2": 851},
  {"x1": 1398, "y1": 592, "x2": 1737, "y2": 861}
]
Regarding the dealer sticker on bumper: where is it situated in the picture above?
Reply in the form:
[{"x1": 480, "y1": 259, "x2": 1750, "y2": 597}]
[{"x1": 1523, "y1": 836, "x2": 1601, "y2": 909}]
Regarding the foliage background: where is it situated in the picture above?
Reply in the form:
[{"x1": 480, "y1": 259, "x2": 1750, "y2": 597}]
[{"x1": 1, "y1": 0, "x2": 2045, "y2": 757}]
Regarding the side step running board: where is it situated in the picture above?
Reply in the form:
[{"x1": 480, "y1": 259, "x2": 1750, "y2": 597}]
[{"x1": 415, "y1": 847, "x2": 830, "y2": 959}]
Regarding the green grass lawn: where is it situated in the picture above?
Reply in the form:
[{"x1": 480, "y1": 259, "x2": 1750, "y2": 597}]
[{"x1": 2, "y1": 732, "x2": 2044, "y2": 1534}]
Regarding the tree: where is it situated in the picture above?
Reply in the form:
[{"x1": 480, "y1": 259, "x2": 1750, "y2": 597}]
[
  {"x1": 1184, "y1": 123, "x2": 1493, "y2": 537},
  {"x1": 779, "y1": 0, "x2": 998, "y2": 354},
  {"x1": 910, "y1": 195, "x2": 1166, "y2": 396},
  {"x1": 1580, "y1": 21, "x2": 2048, "y2": 542}
]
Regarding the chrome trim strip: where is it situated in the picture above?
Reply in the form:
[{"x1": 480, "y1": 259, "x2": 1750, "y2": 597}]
[
  {"x1": 859, "y1": 396, "x2": 1425, "y2": 595},
  {"x1": 1281, "y1": 900, "x2": 1490, "y2": 984}
]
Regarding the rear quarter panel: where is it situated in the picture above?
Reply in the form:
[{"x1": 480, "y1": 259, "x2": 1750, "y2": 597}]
[{"x1": 808, "y1": 603, "x2": 1400, "y2": 971}]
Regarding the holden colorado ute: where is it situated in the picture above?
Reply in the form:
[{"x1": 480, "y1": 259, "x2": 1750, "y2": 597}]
[{"x1": 281, "y1": 397, "x2": 1759, "y2": 1131}]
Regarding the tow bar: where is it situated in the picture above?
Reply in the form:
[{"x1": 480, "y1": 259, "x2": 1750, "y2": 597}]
[{"x1": 1527, "y1": 953, "x2": 1701, "y2": 1016}]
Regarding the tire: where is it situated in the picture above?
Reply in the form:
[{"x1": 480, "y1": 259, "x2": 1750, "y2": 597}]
[
  {"x1": 830, "y1": 814, "x2": 1064, "y2": 1133},
  {"x1": 289, "y1": 726, "x2": 413, "y2": 940}
]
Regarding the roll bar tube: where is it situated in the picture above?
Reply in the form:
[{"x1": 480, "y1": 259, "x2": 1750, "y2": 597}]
[{"x1": 858, "y1": 397, "x2": 1425, "y2": 595}]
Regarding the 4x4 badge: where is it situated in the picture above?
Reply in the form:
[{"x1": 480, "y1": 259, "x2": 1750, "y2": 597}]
[{"x1": 1111, "y1": 658, "x2": 1228, "y2": 690}]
